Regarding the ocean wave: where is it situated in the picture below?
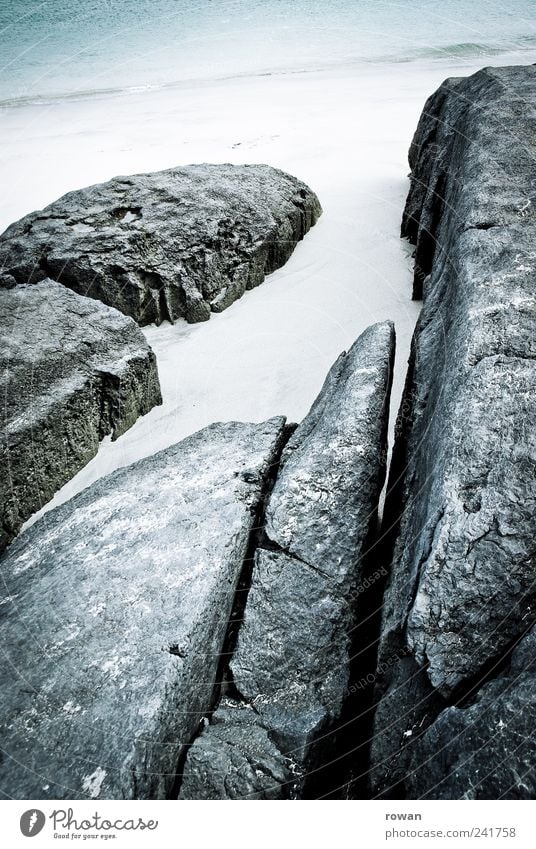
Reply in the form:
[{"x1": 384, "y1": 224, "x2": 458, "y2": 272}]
[
  {"x1": 414, "y1": 41, "x2": 522, "y2": 59},
  {"x1": 1, "y1": 36, "x2": 535, "y2": 111},
  {"x1": 0, "y1": 62, "x2": 342, "y2": 109},
  {"x1": 0, "y1": 82, "x2": 165, "y2": 109}
]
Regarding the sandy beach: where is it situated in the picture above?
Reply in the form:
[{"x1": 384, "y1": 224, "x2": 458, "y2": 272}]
[{"x1": 0, "y1": 50, "x2": 531, "y2": 526}]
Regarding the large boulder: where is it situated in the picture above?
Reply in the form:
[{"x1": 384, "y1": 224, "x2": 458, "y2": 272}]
[
  {"x1": 0, "y1": 164, "x2": 321, "y2": 325},
  {"x1": 371, "y1": 66, "x2": 536, "y2": 798},
  {"x1": 0, "y1": 279, "x2": 161, "y2": 552},
  {"x1": 180, "y1": 321, "x2": 395, "y2": 799},
  {"x1": 0, "y1": 417, "x2": 287, "y2": 799}
]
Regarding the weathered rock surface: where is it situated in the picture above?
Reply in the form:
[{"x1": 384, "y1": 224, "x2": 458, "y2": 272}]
[
  {"x1": 371, "y1": 66, "x2": 536, "y2": 798},
  {"x1": 180, "y1": 321, "x2": 395, "y2": 798},
  {"x1": 406, "y1": 625, "x2": 536, "y2": 799},
  {"x1": 0, "y1": 418, "x2": 287, "y2": 799},
  {"x1": 179, "y1": 703, "x2": 296, "y2": 800},
  {"x1": 0, "y1": 164, "x2": 321, "y2": 325},
  {"x1": 0, "y1": 279, "x2": 161, "y2": 552}
]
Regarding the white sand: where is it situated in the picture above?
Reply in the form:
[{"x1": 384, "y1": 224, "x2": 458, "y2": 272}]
[{"x1": 0, "y1": 55, "x2": 527, "y2": 527}]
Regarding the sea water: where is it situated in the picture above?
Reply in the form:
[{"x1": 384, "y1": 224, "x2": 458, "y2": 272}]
[{"x1": 1, "y1": 0, "x2": 535, "y2": 104}]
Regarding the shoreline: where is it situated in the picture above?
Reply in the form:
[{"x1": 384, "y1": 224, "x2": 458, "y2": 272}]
[{"x1": 1, "y1": 41, "x2": 535, "y2": 110}]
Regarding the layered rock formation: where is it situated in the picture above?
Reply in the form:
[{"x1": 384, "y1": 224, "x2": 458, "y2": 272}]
[
  {"x1": 0, "y1": 419, "x2": 287, "y2": 799},
  {"x1": 0, "y1": 279, "x2": 161, "y2": 553},
  {"x1": 179, "y1": 321, "x2": 395, "y2": 799},
  {"x1": 370, "y1": 66, "x2": 536, "y2": 799},
  {"x1": 0, "y1": 164, "x2": 321, "y2": 325}
]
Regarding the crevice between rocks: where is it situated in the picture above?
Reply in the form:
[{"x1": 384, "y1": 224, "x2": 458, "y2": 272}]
[
  {"x1": 314, "y1": 537, "x2": 393, "y2": 799},
  {"x1": 168, "y1": 422, "x2": 296, "y2": 799},
  {"x1": 463, "y1": 222, "x2": 501, "y2": 231},
  {"x1": 258, "y1": 532, "x2": 334, "y2": 583}
]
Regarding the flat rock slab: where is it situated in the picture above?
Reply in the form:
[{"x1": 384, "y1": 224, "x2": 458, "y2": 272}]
[
  {"x1": 0, "y1": 279, "x2": 161, "y2": 552},
  {"x1": 0, "y1": 164, "x2": 321, "y2": 325},
  {"x1": 372, "y1": 66, "x2": 536, "y2": 797},
  {"x1": 0, "y1": 417, "x2": 286, "y2": 799},
  {"x1": 180, "y1": 322, "x2": 395, "y2": 798}
]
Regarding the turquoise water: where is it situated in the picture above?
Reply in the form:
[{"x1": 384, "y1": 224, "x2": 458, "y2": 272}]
[{"x1": 0, "y1": 0, "x2": 535, "y2": 103}]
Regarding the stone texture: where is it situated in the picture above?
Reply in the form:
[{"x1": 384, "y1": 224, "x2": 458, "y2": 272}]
[
  {"x1": 264, "y1": 321, "x2": 395, "y2": 583},
  {"x1": 371, "y1": 66, "x2": 536, "y2": 798},
  {"x1": 406, "y1": 626, "x2": 536, "y2": 800},
  {"x1": 370, "y1": 657, "x2": 443, "y2": 798},
  {"x1": 0, "y1": 164, "x2": 321, "y2": 325},
  {"x1": 179, "y1": 703, "x2": 296, "y2": 800},
  {"x1": 0, "y1": 279, "x2": 161, "y2": 552},
  {"x1": 0, "y1": 417, "x2": 287, "y2": 800},
  {"x1": 180, "y1": 321, "x2": 395, "y2": 798}
]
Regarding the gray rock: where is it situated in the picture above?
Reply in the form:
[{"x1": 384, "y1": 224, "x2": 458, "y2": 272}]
[
  {"x1": 369, "y1": 657, "x2": 443, "y2": 798},
  {"x1": 0, "y1": 417, "x2": 287, "y2": 799},
  {"x1": 0, "y1": 279, "x2": 161, "y2": 552},
  {"x1": 406, "y1": 626, "x2": 536, "y2": 799},
  {"x1": 179, "y1": 703, "x2": 296, "y2": 800},
  {"x1": 371, "y1": 66, "x2": 536, "y2": 796},
  {"x1": 265, "y1": 321, "x2": 395, "y2": 583},
  {"x1": 180, "y1": 321, "x2": 395, "y2": 798},
  {"x1": 0, "y1": 164, "x2": 321, "y2": 325}
]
